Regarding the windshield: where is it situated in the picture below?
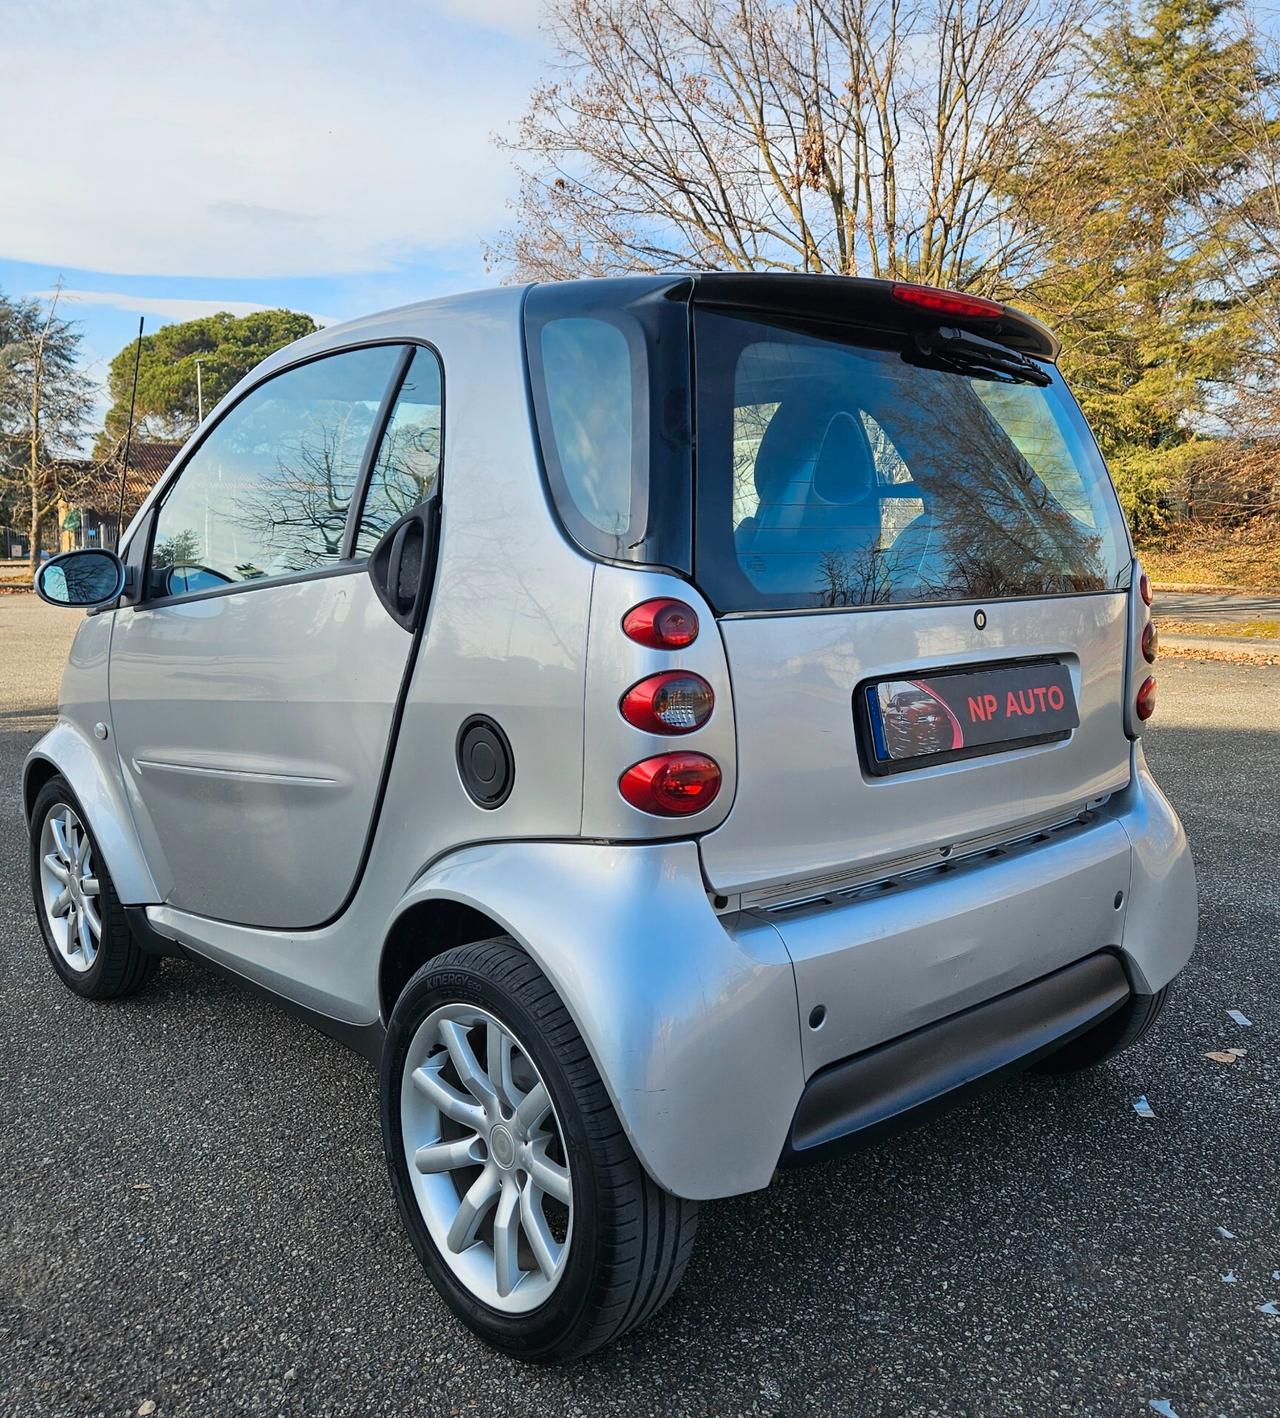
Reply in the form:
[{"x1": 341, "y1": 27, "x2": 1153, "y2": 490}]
[{"x1": 693, "y1": 310, "x2": 1131, "y2": 613}]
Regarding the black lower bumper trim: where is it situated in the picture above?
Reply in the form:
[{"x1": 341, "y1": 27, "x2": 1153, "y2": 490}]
[{"x1": 781, "y1": 952, "x2": 1129, "y2": 1165}]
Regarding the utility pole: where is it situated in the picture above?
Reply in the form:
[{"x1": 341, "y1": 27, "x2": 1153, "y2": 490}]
[{"x1": 195, "y1": 358, "x2": 205, "y2": 425}]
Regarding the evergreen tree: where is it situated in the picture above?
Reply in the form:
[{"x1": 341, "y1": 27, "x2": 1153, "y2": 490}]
[
  {"x1": 99, "y1": 308, "x2": 319, "y2": 448},
  {"x1": 1011, "y1": 0, "x2": 1266, "y2": 527}
]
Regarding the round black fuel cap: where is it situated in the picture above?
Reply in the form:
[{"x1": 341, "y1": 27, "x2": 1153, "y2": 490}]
[{"x1": 457, "y1": 716, "x2": 514, "y2": 808}]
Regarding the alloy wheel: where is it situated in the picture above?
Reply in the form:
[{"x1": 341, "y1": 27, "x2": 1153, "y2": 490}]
[
  {"x1": 38, "y1": 804, "x2": 102, "y2": 973},
  {"x1": 400, "y1": 1003, "x2": 573, "y2": 1314}
]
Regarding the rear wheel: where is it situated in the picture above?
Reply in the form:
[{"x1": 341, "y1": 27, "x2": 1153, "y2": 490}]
[
  {"x1": 381, "y1": 938, "x2": 699, "y2": 1361},
  {"x1": 29, "y1": 776, "x2": 158, "y2": 999},
  {"x1": 1033, "y1": 984, "x2": 1172, "y2": 1074}
]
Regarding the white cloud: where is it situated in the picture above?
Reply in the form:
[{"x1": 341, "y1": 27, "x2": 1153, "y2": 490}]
[
  {"x1": 0, "y1": 1, "x2": 547, "y2": 279},
  {"x1": 36, "y1": 289, "x2": 336, "y2": 326},
  {"x1": 431, "y1": 0, "x2": 547, "y2": 36}
]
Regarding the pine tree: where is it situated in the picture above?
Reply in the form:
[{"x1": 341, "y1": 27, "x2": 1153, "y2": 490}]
[{"x1": 1012, "y1": 0, "x2": 1266, "y2": 527}]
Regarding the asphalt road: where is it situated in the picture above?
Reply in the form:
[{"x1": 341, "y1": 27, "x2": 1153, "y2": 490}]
[
  {"x1": 2, "y1": 597, "x2": 1278, "y2": 1418},
  {"x1": 1155, "y1": 591, "x2": 1280, "y2": 625}
]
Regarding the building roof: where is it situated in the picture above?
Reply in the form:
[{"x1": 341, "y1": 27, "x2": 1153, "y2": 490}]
[{"x1": 59, "y1": 440, "x2": 179, "y2": 515}]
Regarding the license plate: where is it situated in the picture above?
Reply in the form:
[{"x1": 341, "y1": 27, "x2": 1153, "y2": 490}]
[{"x1": 860, "y1": 660, "x2": 1078, "y2": 774}]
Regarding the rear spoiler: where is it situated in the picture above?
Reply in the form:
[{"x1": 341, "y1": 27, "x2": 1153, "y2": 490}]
[{"x1": 689, "y1": 272, "x2": 1059, "y2": 361}]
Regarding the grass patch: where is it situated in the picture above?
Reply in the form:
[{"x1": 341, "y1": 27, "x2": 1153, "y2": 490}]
[{"x1": 1137, "y1": 518, "x2": 1280, "y2": 593}]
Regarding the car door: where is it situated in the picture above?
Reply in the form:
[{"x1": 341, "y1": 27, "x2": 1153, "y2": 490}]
[{"x1": 108, "y1": 342, "x2": 444, "y2": 929}]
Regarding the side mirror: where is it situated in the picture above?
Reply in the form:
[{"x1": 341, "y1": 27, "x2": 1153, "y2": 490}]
[{"x1": 34, "y1": 549, "x2": 126, "y2": 609}]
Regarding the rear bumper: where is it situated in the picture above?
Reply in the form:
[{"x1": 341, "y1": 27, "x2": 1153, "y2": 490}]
[
  {"x1": 399, "y1": 743, "x2": 1194, "y2": 1201},
  {"x1": 781, "y1": 952, "x2": 1129, "y2": 1165},
  {"x1": 758, "y1": 743, "x2": 1194, "y2": 1083}
]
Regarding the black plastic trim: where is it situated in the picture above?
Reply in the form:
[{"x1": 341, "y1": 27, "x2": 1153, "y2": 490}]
[
  {"x1": 690, "y1": 271, "x2": 1059, "y2": 359},
  {"x1": 780, "y1": 952, "x2": 1130, "y2": 1165},
  {"x1": 456, "y1": 715, "x2": 516, "y2": 809},
  {"x1": 123, "y1": 905, "x2": 185, "y2": 958}
]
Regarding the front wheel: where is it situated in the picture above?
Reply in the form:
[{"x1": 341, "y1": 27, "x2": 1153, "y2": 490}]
[
  {"x1": 380, "y1": 938, "x2": 699, "y2": 1362},
  {"x1": 29, "y1": 775, "x2": 158, "y2": 1000}
]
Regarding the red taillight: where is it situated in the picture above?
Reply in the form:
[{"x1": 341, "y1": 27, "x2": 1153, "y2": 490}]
[
  {"x1": 620, "y1": 672, "x2": 714, "y2": 734},
  {"x1": 1139, "y1": 572, "x2": 1153, "y2": 606},
  {"x1": 1136, "y1": 675, "x2": 1157, "y2": 721},
  {"x1": 622, "y1": 598, "x2": 699, "y2": 649},
  {"x1": 890, "y1": 282, "x2": 1003, "y2": 321},
  {"x1": 619, "y1": 753, "x2": 721, "y2": 816},
  {"x1": 1142, "y1": 621, "x2": 1159, "y2": 664}
]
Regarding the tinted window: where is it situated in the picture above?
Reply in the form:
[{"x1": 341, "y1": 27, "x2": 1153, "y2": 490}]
[
  {"x1": 354, "y1": 347, "x2": 443, "y2": 556},
  {"x1": 540, "y1": 318, "x2": 633, "y2": 535},
  {"x1": 523, "y1": 278, "x2": 693, "y2": 572},
  {"x1": 695, "y1": 313, "x2": 1130, "y2": 612},
  {"x1": 149, "y1": 346, "x2": 400, "y2": 596}
]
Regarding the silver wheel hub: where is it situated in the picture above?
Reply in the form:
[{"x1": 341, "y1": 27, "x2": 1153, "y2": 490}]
[
  {"x1": 400, "y1": 1003, "x2": 574, "y2": 1314},
  {"x1": 489, "y1": 1124, "x2": 516, "y2": 1170},
  {"x1": 38, "y1": 803, "x2": 102, "y2": 974}
]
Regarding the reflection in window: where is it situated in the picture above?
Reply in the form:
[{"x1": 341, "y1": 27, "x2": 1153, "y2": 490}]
[
  {"x1": 355, "y1": 348, "x2": 443, "y2": 556},
  {"x1": 732, "y1": 402, "x2": 779, "y2": 527},
  {"x1": 540, "y1": 318, "x2": 633, "y2": 534},
  {"x1": 717, "y1": 332, "x2": 1124, "y2": 610},
  {"x1": 149, "y1": 346, "x2": 400, "y2": 595}
]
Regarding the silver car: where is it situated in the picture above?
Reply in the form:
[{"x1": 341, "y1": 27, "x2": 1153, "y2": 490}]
[{"x1": 26, "y1": 275, "x2": 1194, "y2": 1361}]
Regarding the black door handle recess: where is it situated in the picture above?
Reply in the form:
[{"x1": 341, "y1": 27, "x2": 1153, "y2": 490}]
[{"x1": 367, "y1": 499, "x2": 439, "y2": 631}]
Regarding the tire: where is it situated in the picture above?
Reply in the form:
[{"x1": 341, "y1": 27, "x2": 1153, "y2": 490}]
[
  {"x1": 29, "y1": 775, "x2": 159, "y2": 1000},
  {"x1": 381, "y1": 937, "x2": 699, "y2": 1362},
  {"x1": 1032, "y1": 983, "x2": 1172, "y2": 1074}
]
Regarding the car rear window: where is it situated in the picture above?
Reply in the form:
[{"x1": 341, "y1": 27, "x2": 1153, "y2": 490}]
[{"x1": 693, "y1": 310, "x2": 1131, "y2": 612}]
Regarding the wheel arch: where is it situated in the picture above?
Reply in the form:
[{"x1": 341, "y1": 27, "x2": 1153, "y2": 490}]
[
  {"x1": 23, "y1": 726, "x2": 161, "y2": 906},
  {"x1": 378, "y1": 839, "x2": 801, "y2": 1201},
  {"x1": 378, "y1": 896, "x2": 512, "y2": 1024},
  {"x1": 22, "y1": 754, "x2": 60, "y2": 823}
]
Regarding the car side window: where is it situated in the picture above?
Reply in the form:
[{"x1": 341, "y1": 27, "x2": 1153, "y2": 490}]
[
  {"x1": 354, "y1": 347, "x2": 444, "y2": 557},
  {"x1": 148, "y1": 345, "x2": 402, "y2": 597},
  {"x1": 538, "y1": 317, "x2": 635, "y2": 535}
]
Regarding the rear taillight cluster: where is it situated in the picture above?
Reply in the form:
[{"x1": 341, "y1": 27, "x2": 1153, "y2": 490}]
[
  {"x1": 620, "y1": 671, "x2": 714, "y2": 734},
  {"x1": 617, "y1": 599, "x2": 721, "y2": 816},
  {"x1": 621, "y1": 598, "x2": 699, "y2": 649},
  {"x1": 1136, "y1": 572, "x2": 1157, "y2": 721}
]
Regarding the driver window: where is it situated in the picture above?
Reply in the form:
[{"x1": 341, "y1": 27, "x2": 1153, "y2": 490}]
[{"x1": 148, "y1": 346, "x2": 401, "y2": 598}]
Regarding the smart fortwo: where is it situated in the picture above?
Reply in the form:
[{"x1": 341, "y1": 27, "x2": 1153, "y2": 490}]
[{"x1": 27, "y1": 275, "x2": 1196, "y2": 1361}]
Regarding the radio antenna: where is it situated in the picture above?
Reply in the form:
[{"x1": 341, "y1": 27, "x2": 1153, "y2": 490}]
[{"x1": 113, "y1": 316, "x2": 145, "y2": 551}]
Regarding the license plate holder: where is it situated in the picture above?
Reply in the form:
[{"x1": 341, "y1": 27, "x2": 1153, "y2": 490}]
[{"x1": 858, "y1": 659, "x2": 1079, "y2": 775}]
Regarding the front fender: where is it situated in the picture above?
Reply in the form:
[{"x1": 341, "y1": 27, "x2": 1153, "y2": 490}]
[
  {"x1": 398, "y1": 840, "x2": 803, "y2": 1200},
  {"x1": 24, "y1": 721, "x2": 160, "y2": 906}
]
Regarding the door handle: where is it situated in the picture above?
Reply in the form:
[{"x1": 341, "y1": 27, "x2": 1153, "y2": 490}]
[
  {"x1": 367, "y1": 499, "x2": 439, "y2": 631},
  {"x1": 386, "y1": 522, "x2": 413, "y2": 615}
]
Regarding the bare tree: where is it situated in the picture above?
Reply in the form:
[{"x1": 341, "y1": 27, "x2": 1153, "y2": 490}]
[
  {"x1": 0, "y1": 283, "x2": 94, "y2": 571},
  {"x1": 490, "y1": 0, "x2": 1093, "y2": 290}
]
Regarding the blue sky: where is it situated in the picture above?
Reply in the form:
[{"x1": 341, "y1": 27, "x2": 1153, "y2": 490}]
[{"x1": 0, "y1": 0, "x2": 551, "y2": 426}]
